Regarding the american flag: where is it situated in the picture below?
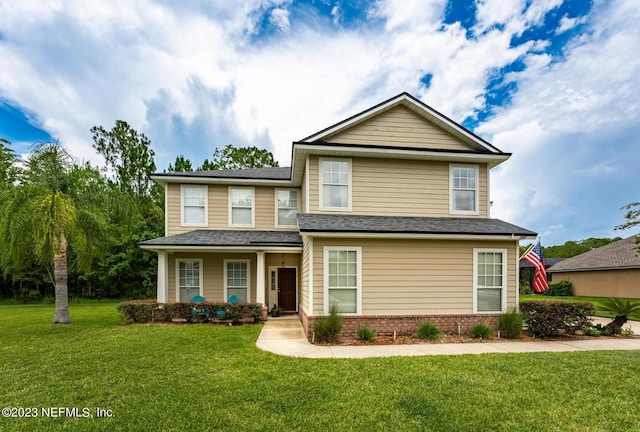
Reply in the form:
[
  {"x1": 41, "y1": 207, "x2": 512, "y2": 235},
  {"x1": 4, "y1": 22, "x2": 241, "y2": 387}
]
[{"x1": 523, "y1": 240, "x2": 548, "y2": 293}]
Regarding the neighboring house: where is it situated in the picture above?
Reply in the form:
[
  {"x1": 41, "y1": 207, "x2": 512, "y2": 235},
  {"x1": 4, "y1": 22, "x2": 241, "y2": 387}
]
[
  {"x1": 519, "y1": 258, "x2": 565, "y2": 288},
  {"x1": 547, "y1": 235, "x2": 640, "y2": 299},
  {"x1": 139, "y1": 93, "x2": 537, "y2": 337}
]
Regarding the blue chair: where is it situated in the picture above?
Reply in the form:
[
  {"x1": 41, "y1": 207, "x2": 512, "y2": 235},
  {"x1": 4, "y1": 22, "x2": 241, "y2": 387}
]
[
  {"x1": 190, "y1": 295, "x2": 209, "y2": 322},
  {"x1": 228, "y1": 295, "x2": 239, "y2": 304}
]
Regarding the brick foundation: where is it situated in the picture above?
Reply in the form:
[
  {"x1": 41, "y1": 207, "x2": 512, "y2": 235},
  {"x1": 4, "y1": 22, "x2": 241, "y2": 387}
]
[{"x1": 299, "y1": 309, "x2": 500, "y2": 339}]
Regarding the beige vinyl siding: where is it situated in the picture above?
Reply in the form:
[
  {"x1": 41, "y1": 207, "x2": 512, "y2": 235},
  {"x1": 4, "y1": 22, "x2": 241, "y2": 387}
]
[
  {"x1": 326, "y1": 106, "x2": 473, "y2": 151},
  {"x1": 310, "y1": 238, "x2": 517, "y2": 316},
  {"x1": 166, "y1": 183, "x2": 300, "y2": 234},
  {"x1": 167, "y1": 252, "x2": 256, "y2": 302},
  {"x1": 551, "y1": 269, "x2": 640, "y2": 299},
  {"x1": 166, "y1": 183, "x2": 181, "y2": 234},
  {"x1": 307, "y1": 156, "x2": 488, "y2": 217}
]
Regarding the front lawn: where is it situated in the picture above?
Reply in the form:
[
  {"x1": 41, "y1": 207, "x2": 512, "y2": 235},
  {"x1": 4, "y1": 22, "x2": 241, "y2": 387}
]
[
  {"x1": 520, "y1": 294, "x2": 640, "y2": 319},
  {"x1": 1, "y1": 303, "x2": 639, "y2": 431}
]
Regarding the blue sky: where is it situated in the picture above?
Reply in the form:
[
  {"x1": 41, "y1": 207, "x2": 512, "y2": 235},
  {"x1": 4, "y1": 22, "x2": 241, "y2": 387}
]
[{"x1": 1, "y1": 0, "x2": 639, "y2": 247}]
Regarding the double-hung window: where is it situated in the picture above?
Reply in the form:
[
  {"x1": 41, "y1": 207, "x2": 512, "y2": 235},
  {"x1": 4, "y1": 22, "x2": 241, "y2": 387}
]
[
  {"x1": 450, "y1": 165, "x2": 478, "y2": 214},
  {"x1": 320, "y1": 159, "x2": 351, "y2": 210},
  {"x1": 181, "y1": 185, "x2": 207, "y2": 226},
  {"x1": 225, "y1": 260, "x2": 250, "y2": 302},
  {"x1": 474, "y1": 249, "x2": 506, "y2": 313},
  {"x1": 229, "y1": 187, "x2": 254, "y2": 227},
  {"x1": 276, "y1": 189, "x2": 299, "y2": 227},
  {"x1": 324, "y1": 247, "x2": 361, "y2": 314},
  {"x1": 177, "y1": 259, "x2": 203, "y2": 302}
]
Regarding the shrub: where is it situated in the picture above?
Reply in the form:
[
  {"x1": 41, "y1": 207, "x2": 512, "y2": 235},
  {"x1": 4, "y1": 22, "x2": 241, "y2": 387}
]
[
  {"x1": 357, "y1": 327, "x2": 375, "y2": 341},
  {"x1": 116, "y1": 300, "x2": 263, "y2": 324},
  {"x1": 416, "y1": 322, "x2": 441, "y2": 340},
  {"x1": 469, "y1": 323, "x2": 492, "y2": 339},
  {"x1": 520, "y1": 300, "x2": 594, "y2": 337},
  {"x1": 541, "y1": 280, "x2": 572, "y2": 296},
  {"x1": 117, "y1": 299, "x2": 158, "y2": 323},
  {"x1": 519, "y1": 285, "x2": 532, "y2": 295},
  {"x1": 598, "y1": 298, "x2": 640, "y2": 335},
  {"x1": 499, "y1": 309, "x2": 523, "y2": 338},
  {"x1": 313, "y1": 304, "x2": 343, "y2": 343},
  {"x1": 583, "y1": 327, "x2": 601, "y2": 337}
]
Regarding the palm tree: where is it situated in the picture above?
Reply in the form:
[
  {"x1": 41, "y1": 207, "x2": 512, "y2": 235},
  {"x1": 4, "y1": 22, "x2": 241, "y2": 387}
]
[
  {"x1": 0, "y1": 144, "x2": 107, "y2": 323},
  {"x1": 598, "y1": 298, "x2": 640, "y2": 335}
]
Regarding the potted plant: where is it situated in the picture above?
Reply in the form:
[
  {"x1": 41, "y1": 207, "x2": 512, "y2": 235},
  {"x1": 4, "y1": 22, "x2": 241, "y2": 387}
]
[{"x1": 271, "y1": 304, "x2": 283, "y2": 317}]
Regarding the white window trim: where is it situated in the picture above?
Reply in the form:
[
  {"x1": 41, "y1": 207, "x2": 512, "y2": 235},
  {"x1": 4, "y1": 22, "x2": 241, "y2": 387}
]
[
  {"x1": 180, "y1": 185, "x2": 208, "y2": 227},
  {"x1": 275, "y1": 188, "x2": 300, "y2": 228},
  {"x1": 449, "y1": 164, "x2": 479, "y2": 215},
  {"x1": 228, "y1": 186, "x2": 255, "y2": 228},
  {"x1": 224, "y1": 259, "x2": 251, "y2": 303},
  {"x1": 473, "y1": 248, "x2": 507, "y2": 313},
  {"x1": 175, "y1": 258, "x2": 204, "y2": 302},
  {"x1": 319, "y1": 158, "x2": 352, "y2": 212},
  {"x1": 323, "y1": 246, "x2": 362, "y2": 315}
]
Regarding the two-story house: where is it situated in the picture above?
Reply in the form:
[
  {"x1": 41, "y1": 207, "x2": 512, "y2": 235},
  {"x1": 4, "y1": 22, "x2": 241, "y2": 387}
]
[{"x1": 140, "y1": 93, "x2": 537, "y2": 337}]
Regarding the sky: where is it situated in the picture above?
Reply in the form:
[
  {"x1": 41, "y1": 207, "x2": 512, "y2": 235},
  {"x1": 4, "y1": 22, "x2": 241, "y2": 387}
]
[{"x1": 1, "y1": 0, "x2": 639, "y2": 247}]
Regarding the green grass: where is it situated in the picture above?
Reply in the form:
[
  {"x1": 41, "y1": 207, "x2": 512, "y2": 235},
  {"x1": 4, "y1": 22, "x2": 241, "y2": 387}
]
[
  {"x1": 520, "y1": 294, "x2": 640, "y2": 319},
  {"x1": 1, "y1": 303, "x2": 640, "y2": 431}
]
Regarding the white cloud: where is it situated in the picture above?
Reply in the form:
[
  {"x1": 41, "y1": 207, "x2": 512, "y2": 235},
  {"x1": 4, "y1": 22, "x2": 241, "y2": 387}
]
[
  {"x1": 1, "y1": 0, "x2": 639, "y2": 245},
  {"x1": 479, "y1": 0, "x2": 640, "y2": 243},
  {"x1": 269, "y1": 7, "x2": 291, "y2": 32},
  {"x1": 556, "y1": 15, "x2": 587, "y2": 34}
]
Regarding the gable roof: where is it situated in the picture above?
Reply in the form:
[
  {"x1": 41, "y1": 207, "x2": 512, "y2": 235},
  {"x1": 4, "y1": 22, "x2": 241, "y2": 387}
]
[
  {"x1": 151, "y1": 92, "x2": 511, "y2": 185},
  {"x1": 300, "y1": 92, "x2": 504, "y2": 154},
  {"x1": 297, "y1": 214, "x2": 537, "y2": 238},
  {"x1": 547, "y1": 235, "x2": 640, "y2": 272}
]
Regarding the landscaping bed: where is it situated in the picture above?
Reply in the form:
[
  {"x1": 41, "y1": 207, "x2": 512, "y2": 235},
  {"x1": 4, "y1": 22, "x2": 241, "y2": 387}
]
[{"x1": 329, "y1": 331, "x2": 636, "y2": 346}]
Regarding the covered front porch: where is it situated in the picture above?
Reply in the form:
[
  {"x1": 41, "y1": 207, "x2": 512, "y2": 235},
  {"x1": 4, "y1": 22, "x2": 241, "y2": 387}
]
[{"x1": 139, "y1": 230, "x2": 303, "y2": 311}]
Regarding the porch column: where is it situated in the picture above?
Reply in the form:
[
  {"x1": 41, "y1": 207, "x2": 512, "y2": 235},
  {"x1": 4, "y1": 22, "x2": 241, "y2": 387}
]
[
  {"x1": 256, "y1": 251, "x2": 265, "y2": 305},
  {"x1": 157, "y1": 251, "x2": 168, "y2": 302}
]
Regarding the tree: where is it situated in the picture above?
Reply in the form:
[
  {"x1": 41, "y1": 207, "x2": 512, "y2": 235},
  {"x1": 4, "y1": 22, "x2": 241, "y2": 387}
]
[
  {"x1": 197, "y1": 145, "x2": 279, "y2": 170},
  {"x1": 541, "y1": 237, "x2": 622, "y2": 258},
  {"x1": 167, "y1": 155, "x2": 193, "y2": 173},
  {"x1": 598, "y1": 298, "x2": 640, "y2": 335},
  {"x1": 0, "y1": 144, "x2": 108, "y2": 323},
  {"x1": 91, "y1": 121, "x2": 157, "y2": 199},
  {"x1": 0, "y1": 138, "x2": 21, "y2": 191},
  {"x1": 616, "y1": 202, "x2": 640, "y2": 231}
]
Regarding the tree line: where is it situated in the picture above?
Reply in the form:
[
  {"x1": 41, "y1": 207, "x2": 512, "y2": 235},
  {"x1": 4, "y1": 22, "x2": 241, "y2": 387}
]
[{"x1": 0, "y1": 123, "x2": 279, "y2": 309}]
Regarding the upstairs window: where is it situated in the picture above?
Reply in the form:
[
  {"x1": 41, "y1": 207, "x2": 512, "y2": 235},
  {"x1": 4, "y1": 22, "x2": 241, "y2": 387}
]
[
  {"x1": 450, "y1": 165, "x2": 478, "y2": 214},
  {"x1": 229, "y1": 187, "x2": 254, "y2": 227},
  {"x1": 181, "y1": 185, "x2": 207, "y2": 226},
  {"x1": 276, "y1": 189, "x2": 299, "y2": 227},
  {"x1": 320, "y1": 159, "x2": 351, "y2": 210}
]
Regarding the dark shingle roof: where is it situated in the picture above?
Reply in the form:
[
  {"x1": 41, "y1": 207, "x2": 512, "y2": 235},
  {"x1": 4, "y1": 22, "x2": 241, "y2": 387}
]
[
  {"x1": 139, "y1": 230, "x2": 302, "y2": 247},
  {"x1": 297, "y1": 214, "x2": 537, "y2": 236},
  {"x1": 152, "y1": 167, "x2": 292, "y2": 180},
  {"x1": 520, "y1": 258, "x2": 566, "y2": 269},
  {"x1": 548, "y1": 235, "x2": 640, "y2": 272}
]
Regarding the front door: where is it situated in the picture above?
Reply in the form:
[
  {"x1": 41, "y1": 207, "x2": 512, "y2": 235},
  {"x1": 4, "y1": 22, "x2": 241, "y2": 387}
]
[{"x1": 277, "y1": 268, "x2": 296, "y2": 311}]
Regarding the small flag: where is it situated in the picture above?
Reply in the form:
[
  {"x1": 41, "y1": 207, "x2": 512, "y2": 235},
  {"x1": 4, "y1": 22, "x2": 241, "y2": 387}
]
[{"x1": 523, "y1": 239, "x2": 548, "y2": 293}]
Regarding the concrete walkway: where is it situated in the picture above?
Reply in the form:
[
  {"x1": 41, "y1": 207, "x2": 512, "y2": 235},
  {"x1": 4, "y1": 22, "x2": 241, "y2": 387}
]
[{"x1": 255, "y1": 315, "x2": 640, "y2": 358}]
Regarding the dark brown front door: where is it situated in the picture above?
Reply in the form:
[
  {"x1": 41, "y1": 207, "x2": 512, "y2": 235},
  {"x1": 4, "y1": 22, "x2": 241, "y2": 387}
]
[{"x1": 277, "y1": 268, "x2": 296, "y2": 311}]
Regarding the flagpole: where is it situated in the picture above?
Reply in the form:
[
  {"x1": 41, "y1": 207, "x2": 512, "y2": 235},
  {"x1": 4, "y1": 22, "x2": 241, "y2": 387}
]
[{"x1": 518, "y1": 237, "x2": 539, "y2": 260}]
